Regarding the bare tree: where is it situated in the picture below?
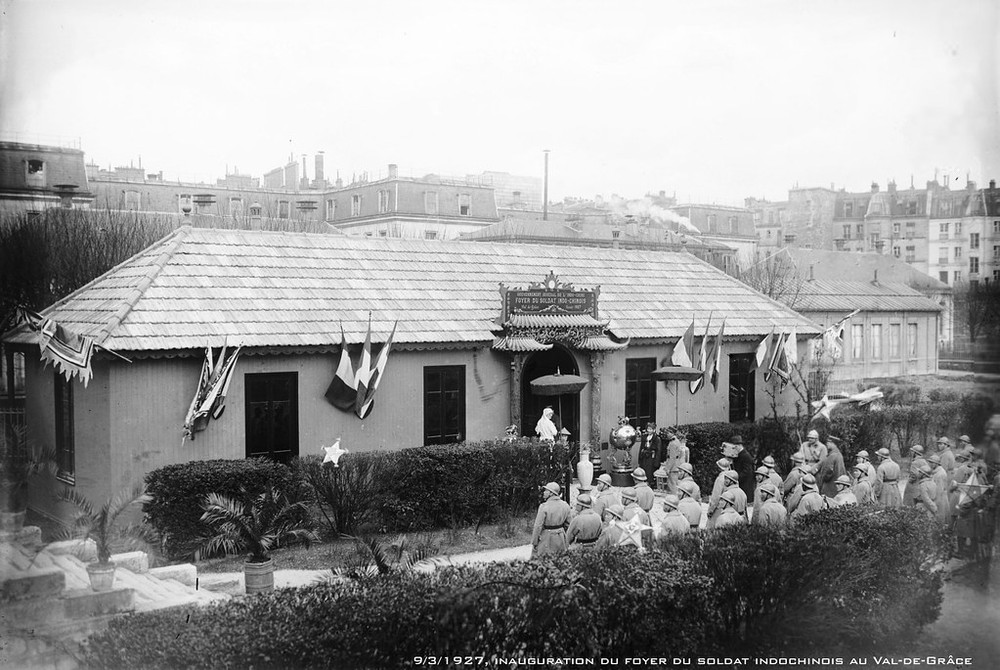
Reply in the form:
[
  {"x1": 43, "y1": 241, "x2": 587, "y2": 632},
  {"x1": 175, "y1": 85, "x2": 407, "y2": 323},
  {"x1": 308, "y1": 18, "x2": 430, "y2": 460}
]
[
  {"x1": 953, "y1": 280, "x2": 1000, "y2": 344},
  {"x1": 735, "y1": 249, "x2": 806, "y2": 308}
]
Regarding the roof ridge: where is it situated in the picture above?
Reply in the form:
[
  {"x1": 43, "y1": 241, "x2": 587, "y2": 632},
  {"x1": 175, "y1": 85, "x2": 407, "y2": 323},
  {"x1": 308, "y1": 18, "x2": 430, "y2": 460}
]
[{"x1": 94, "y1": 226, "x2": 191, "y2": 345}]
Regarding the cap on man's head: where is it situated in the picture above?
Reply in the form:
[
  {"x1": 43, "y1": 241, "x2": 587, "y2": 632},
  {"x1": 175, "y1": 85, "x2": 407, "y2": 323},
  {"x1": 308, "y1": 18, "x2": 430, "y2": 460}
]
[
  {"x1": 918, "y1": 465, "x2": 934, "y2": 479},
  {"x1": 937, "y1": 436, "x2": 951, "y2": 447},
  {"x1": 729, "y1": 435, "x2": 743, "y2": 445},
  {"x1": 801, "y1": 473, "x2": 817, "y2": 490},
  {"x1": 716, "y1": 457, "x2": 731, "y2": 470},
  {"x1": 959, "y1": 435, "x2": 972, "y2": 444},
  {"x1": 759, "y1": 483, "x2": 778, "y2": 500},
  {"x1": 856, "y1": 450, "x2": 870, "y2": 460},
  {"x1": 621, "y1": 487, "x2": 638, "y2": 503},
  {"x1": 827, "y1": 435, "x2": 842, "y2": 445},
  {"x1": 807, "y1": 429, "x2": 820, "y2": 439},
  {"x1": 606, "y1": 504, "x2": 624, "y2": 520},
  {"x1": 928, "y1": 454, "x2": 941, "y2": 466},
  {"x1": 721, "y1": 490, "x2": 738, "y2": 506},
  {"x1": 678, "y1": 480, "x2": 697, "y2": 497},
  {"x1": 676, "y1": 462, "x2": 694, "y2": 476}
]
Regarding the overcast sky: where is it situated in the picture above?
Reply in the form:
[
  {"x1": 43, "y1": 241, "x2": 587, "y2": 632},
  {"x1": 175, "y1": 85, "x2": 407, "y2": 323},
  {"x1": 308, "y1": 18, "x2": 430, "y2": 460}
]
[{"x1": 1, "y1": 0, "x2": 997, "y2": 205}]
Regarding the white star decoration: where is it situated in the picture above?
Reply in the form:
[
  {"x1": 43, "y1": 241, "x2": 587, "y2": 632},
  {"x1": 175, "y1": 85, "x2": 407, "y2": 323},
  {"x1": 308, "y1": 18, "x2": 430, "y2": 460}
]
[
  {"x1": 322, "y1": 439, "x2": 348, "y2": 467},
  {"x1": 616, "y1": 515, "x2": 653, "y2": 551}
]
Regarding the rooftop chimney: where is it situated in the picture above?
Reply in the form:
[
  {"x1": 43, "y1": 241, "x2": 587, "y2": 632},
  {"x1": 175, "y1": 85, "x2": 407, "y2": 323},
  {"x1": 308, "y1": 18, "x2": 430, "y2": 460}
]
[
  {"x1": 871, "y1": 182, "x2": 879, "y2": 193},
  {"x1": 990, "y1": 179, "x2": 996, "y2": 190},
  {"x1": 388, "y1": 164, "x2": 398, "y2": 179},
  {"x1": 315, "y1": 152, "x2": 325, "y2": 183},
  {"x1": 872, "y1": 269, "x2": 880, "y2": 286},
  {"x1": 967, "y1": 179, "x2": 977, "y2": 191},
  {"x1": 808, "y1": 264, "x2": 815, "y2": 282}
]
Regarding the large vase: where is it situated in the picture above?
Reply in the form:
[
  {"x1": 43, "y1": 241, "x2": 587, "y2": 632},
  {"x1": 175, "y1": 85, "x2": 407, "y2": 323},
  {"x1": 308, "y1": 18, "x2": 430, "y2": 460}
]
[{"x1": 577, "y1": 447, "x2": 594, "y2": 492}]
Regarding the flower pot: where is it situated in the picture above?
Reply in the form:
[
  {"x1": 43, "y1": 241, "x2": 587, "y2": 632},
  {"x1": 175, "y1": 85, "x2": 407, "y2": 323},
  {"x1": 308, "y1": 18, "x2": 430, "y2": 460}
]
[
  {"x1": 0, "y1": 510, "x2": 26, "y2": 533},
  {"x1": 244, "y1": 557, "x2": 274, "y2": 594},
  {"x1": 87, "y1": 562, "x2": 116, "y2": 592}
]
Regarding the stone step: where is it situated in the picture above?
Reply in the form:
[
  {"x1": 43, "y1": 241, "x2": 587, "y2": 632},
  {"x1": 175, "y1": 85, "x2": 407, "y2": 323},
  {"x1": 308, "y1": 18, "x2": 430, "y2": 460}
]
[
  {"x1": 1, "y1": 567, "x2": 65, "y2": 601},
  {"x1": 2, "y1": 585, "x2": 135, "y2": 630}
]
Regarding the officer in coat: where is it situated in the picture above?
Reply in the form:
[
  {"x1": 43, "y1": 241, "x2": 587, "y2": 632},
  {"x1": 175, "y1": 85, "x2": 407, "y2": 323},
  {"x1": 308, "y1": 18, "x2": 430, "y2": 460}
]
[
  {"x1": 783, "y1": 452, "x2": 807, "y2": 505},
  {"x1": 800, "y1": 429, "x2": 827, "y2": 467},
  {"x1": 761, "y1": 455, "x2": 784, "y2": 496},
  {"x1": 851, "y1": 463, "x2": 874, "y2": 505},
  {"x1": 875, "y1": 447, "x2": 903, "y2": 508},
  {"x1": 724, "y1": 435, "x2": 756, "y2": 503},
  {"x1": 567, "y1": 494, "x2": 603, "y2": 550},
  {"x1": 751, "y1": 466, "x2": 772, "y2": 519},
  {"x1": 531, "y1": 482, "x2": 571, "y2": 558},
  {"x1": 914, "y1": 465, "x2": 938, "y2": 516},
  {"x1": 816, "y1": 434, "x2": 847, "y2": 498},
  {"x1": 927, "y1": 453, "x2": 951, "y2": 523},
  {"x1": 936, "y1": 437, "x2": 956, "y2": 476},
  {"x1": 752, "y1": 483, "x2": 787, "y2": 527},
  {"x1": 707, "y1": 457, "x2": 732, "y2": 528},
  {"x1": 631, "y1": 467, "x2": 656, "y2": 512},
  {"x1": 677, "y1": 480, "x2": 703, "y2": 530}
]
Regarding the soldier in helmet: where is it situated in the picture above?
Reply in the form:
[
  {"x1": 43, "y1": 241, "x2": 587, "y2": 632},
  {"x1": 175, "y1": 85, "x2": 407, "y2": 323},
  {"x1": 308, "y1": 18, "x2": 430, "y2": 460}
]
[
  {"x1": 673, "y1": 462, "x2": 701, "y2": 501},
  {"x1": 761, "y1": 455, "x2": 784, "y2": 496},
  {"x1": 621, "y1": 487, "x2": 653, "y2": 547},
  {"x1": 631, "y1": 467, "x2": 655, "y2": 513},
  {"x1": 707, "y1": 457, "x2": 733, "y2": 528},
  {"x1": 832, "y1": 474, "x2": 857, "y2": 506},
  {"x1": 783, "y1": 452, "x2": 808, "y2": 506},
  {"x1": 927, "y1": 454, "x2": 950, "y2": 523},
  {"x1": 752, "y1": 483, "x2": 787, "y2": 527},
  {"x1": 913, "y1": 465, "x2": 938, "y2": 517},
  {"x1": 949, "y1": 448, "x2": 974, "y2": 520},
  {"x1": 567, "y1": 494, "x2": 603, "y2": 550},
  {"x1": 659, "y1": 495, "x2": 689, "y2": 537},
  {"x1": 875, "y1": 447, "x2": 902, "y2": 508},
  {"x1": 936, "y1": 437, "x2": 956, "y2": 476},
  {"x1": 851, "y1": 463, "x2": 874, "y2": 505},
  {"x1": 854, "y1": 450, "x2": 878, "y2": 487},
  {"x1": 791, "y1": 474, "x2": 825, "y2": 518},
  {"x1": 591, "y1": 473, "x2": 620, "y2": 519},
  {"x1": 714, "y1": 490, "x2": 746, "y2": 528},
  {"x1": 751, "y1": 466, "x2": 772, "y2": 519},
  {"x1": 903, "y1": 444, "x2": 928, "y2": 506},
  {"x1": 661, "y1": 428, "x2": 690, "y2": 495},
  {"x1": 595, "y1": 504, "x2": 625, "y2": 550},
  {"x1": 816, "y1": 434, "x2": 847, "y2": 498},
  {"x1": 677, "y1": 480, "x2": 703, "y2": 530},
  {"x1": 800, "y1": 428, "x2": 827, "y2": 468},
  {"x1": 531, "y1": 482, "x2": 571, "y2": 558}
]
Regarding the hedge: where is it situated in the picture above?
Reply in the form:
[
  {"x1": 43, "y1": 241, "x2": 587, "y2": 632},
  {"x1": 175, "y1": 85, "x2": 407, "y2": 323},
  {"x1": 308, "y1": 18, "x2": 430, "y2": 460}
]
[
  {"x1": 85, "y1": 505, "x2": 946, "y2": 667},
  {"x1": 143, "y1": 458, "x2": 300, "y2": 559}
]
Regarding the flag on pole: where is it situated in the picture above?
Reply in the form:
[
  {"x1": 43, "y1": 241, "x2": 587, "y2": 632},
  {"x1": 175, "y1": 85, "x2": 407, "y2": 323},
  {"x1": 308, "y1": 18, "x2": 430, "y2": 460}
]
[
  {"x1": 755, "y1": 327, "x2": 774, "y2": 369},
  {"x1": 357, "y1": 320, "x2": 398, "y2": 419},
  {"x1": 820, "y1": 309, "x2": 859, "y2": 360},
  {"x1": 689, "y1": 313, "x2": 712, "y2": 394},
  {"x1": 765, "y1": 331, "x2": 786, "y2": 382},
  {"x1": 325, "y1": 324, "x2": 358, "y2": 411},
  {"x1": 671, "y1": 317, "x2": 695, "y2": 368},
  {"x1": 708, "y1": 318, "x2": 726, "y2": 391},
  {"x1": 774, "y1": 334, "x2": 791, "y2": 389},
  {"x1": 354, "y1": 315, "x2": 373, "y2": 419},
  {"x1": 783, "y1": 326, "x2": 798, "y2": 367},
  {"x1": 183, "y1": 342, "x2": 243, "y2": 441}
]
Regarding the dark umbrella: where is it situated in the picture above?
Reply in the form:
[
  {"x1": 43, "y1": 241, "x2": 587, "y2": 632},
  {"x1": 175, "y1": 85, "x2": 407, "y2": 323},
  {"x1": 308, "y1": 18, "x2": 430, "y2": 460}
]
[
  {"x1": 651, "y1": 366, "x2": 703, "y2": 426},
  {"x1": 530, "y1": 370, "x2": 589, "y2": 442}
]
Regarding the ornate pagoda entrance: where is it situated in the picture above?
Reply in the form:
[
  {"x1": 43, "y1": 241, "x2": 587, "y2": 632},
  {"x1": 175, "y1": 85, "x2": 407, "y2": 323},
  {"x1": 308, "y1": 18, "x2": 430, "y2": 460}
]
[{"x1": 520, "y1": 345, "x2": 580, "y2": 441}]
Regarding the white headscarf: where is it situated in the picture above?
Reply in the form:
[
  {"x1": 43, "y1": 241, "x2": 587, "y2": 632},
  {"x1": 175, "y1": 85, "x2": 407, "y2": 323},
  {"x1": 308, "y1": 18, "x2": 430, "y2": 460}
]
[{"x1": 535, "y1": 407, "x2": 558, "y2": 442}]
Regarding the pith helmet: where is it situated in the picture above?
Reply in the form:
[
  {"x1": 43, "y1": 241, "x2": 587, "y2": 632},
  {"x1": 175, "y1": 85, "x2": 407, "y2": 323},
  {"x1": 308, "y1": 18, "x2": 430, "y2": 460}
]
[
  {"x1": 663, "y1": 494, "x2": 680, "y2": 510},
  {"x1": 576, "y1": 494, "x2": 593, "y2": 508},
  {"x1": 542, "y1": 482, "x2": 561, "y2": 497},
  {"x1": 597, "y1": 474, "x2": 613, "y2": 487},
  {"x1": 631, "y1": 467, "x2": 648, "y2": 482},
  {"x1": 621, "y1": 487, "x2": 638, "y2": 503},
  {"x1": 835, "y1": 474, "x2": 852, "y2": 487},
  {"x1": 606, "y1": 504, "x2": 624, "y2": 520}
]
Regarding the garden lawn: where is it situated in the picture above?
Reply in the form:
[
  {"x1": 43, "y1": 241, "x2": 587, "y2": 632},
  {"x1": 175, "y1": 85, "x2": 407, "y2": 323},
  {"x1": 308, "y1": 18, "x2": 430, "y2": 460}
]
[{"x1": 193, "y1": 511, "x2": 537, "y2": 573}]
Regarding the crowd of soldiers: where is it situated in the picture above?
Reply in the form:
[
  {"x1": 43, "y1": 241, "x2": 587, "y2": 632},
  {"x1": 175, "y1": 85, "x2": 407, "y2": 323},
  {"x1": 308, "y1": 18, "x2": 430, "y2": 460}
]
[{"x1": 531, "y1": 427, "x2": 999, "y2": 558}]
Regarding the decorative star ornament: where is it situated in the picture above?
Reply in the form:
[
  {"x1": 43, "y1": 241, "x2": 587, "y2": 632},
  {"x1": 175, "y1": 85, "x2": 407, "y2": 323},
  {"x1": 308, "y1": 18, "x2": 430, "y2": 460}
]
[
  {"x1": 322, "y1": 439, "x2": 347, "y2": 467},
  {"x1": 616, "y1": 515, "x2": 652, "y2": 551}
]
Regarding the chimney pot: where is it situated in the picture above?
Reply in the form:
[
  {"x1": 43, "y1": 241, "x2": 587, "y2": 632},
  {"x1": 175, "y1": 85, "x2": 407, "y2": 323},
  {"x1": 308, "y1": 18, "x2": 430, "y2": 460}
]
[
  {"x1": 990, "y1": 179, "x2": 996, "y2": 189},
  {"x1": 388, "y1": 164, "x2": 398, "y2": 179},
  {"x1": 871, "y1": 182, "x2": 879, "y2": 193},
  {"x1": 315, "y1": 152, "x2": 325, "y2": 183}
]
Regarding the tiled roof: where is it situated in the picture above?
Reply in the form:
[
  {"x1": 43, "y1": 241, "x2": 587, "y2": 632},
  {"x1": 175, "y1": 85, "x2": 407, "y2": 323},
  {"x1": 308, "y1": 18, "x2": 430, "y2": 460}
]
[
  {"x1": 785, "y1": 248, "x2": 950, "y2": 293},
  {"x1": 792, "y1": 280, "x2": 944, "y2": 313},
  {"x1": 4, "y1": 227, "x2": 820, "y2": 352}
]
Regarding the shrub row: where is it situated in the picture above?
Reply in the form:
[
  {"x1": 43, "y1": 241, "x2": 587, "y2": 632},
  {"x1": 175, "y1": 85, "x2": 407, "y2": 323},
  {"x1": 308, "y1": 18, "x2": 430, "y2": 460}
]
[{"x1": 86, "y1": 505, "x2": 946, "y2": 667}]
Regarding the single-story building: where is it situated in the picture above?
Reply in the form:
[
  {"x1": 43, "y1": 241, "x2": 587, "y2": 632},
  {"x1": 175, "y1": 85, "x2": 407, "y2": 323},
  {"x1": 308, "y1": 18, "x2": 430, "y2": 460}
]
[{"x1": 4, "y1": 227, "x2": 819, "y2": 519}]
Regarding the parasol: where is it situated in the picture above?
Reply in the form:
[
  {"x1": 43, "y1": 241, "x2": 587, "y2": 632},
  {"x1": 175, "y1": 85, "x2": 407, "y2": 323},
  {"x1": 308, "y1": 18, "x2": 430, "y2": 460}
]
[
  {"x1": 530, "y1": 369, "x2": 588, "y2": 441},
  {"x1": 651, "y1": 366, "x2": 703, "y2": 426}
]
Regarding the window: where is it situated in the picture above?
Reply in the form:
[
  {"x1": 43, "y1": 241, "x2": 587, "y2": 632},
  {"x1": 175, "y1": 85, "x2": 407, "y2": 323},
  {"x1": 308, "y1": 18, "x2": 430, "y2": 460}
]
[
  {"x1": 940, "y1": 222, "x2": 950, "y2": 239},
  {"x1": 844, "y1": 201, "x2": 854, "y2": 217},
  {"x1": 954, "y1": 247, "x2": 962, "y2": 259},
  {"x1": 892, "y1": 222, "x2": 900, "y2": 235},
  {"x1": 906, "y1": 200, "x2": 918, "y2": 216},
  {"x1": 889, "y1": 324, "x2": 901, "y2": 359},
  {"x1": 893, "y1": 246, "x2": 900, "y2": 258},
  {"x1": 707, "y1": 214, "x2": 718, "y2": 233},
  {"x1": 124, "y1": 190, "x2": 141, "y2": 211},
  {"x1": 377, "y1": 189, "x2": 390, "y2": 214},
  {"x1": 229, "y1": 197, "x2": 243, "y2": 218},
  {"x1": 871, "y1": 324, "x2": 883, "y2": 360},
  {"x1": 955, "y1": 221, "x2": 962, "y2": 235},
  {"x1": 869, "y1": 233, "x2": 881, "y2": 250},
  {"x1": 459, "y1": 193, "x2": 471, "y2": 216},
  {"x1": 325, "y1": 199, "x2": 336, "y2": 221},
  {"x1": 728, "y1": 354, "x2": 755, "y2": 423},
  {"x1": 424, "y1": 191, "x2": 439, "y2": 215},
  {"x1": 26, "y1": 159, "x2": 45, "y2": 187},
  {"x1": 768, "y1": 211, "x2": 775, "y2": 225},
  {"x1": 843, "y1": 225, "x2": 852, "y2": 240},
  {"x1": 728, "y1": 216, "x2": 739, "y2": 234},
  {"x1": 424, "y1": 230, "x2": 438, "y2": 240},
  {"x1": 856, "y1": 224, "x2": 864, "y2": 237},
  {"x1": 351, "y1": 195, "x2": 362, "y2": 217},
  {"x1": 851, "y1": 324, "x2": 864, "y2": 360},
  {"x1": 940, "y1": 200, "x2": 953, "y2": 216},
  {"x1": 423, "y1": 366, "x2": 465, "y2": 445},
  {"x1": 907, "y1": 323, "x2": 918, "y2": 359},
  {"x1": 971, "y1": 233, "x2": 980, "y2": 249},
  {"x1": 954, "y1": 270, "x2": 962, "y2": 283},
  {"x1": 245, "y1": 372, "x2": 299, "y2": 464},
  {"x1": 994, "y1": 245, "x2": 1000, "y2": 260},
  {"x1": 27, "y1": 159, "x2": 44, "y2": 174},
  {"x1": 939, "y1": 271, "x2": 949, "y2": 283},
  {"x1": 938, "y1": 249, "x2": 948, "y2": 265},
  {"x1": 970, "y1": 257, "x2": 979, "y2": 274},
  {"x1": 379, "y1": 229, "x2": 388, "y2": 237},
  {"x1": 249, "y1": 204, "x2": 262, "y2": 219},
  {"x1": 994, "y1": 221, "x2": 1000, "y2": 234},
  {"x1": 278, "y1": 200, "x2": 290, "y2": 219},
  {"x1": 54, "y1": 373, "x2": 74, "y2": 483},
  {"x1": 1, "y1": 350, "x2": 25, "y2": 402},
  {"x1": 624, "y1": 358, "x2": 656, "y2": 429}
]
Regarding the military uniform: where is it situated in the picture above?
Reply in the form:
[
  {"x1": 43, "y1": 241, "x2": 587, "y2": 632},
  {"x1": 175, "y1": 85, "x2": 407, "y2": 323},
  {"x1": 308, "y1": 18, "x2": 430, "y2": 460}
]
[
  {"x1": 875, "y1": 452, "x2": 902, "y2": 507},
  {"x1": 914, "y1": 476, "x2": 938, "y2": 516},
  {"x1": 784, "y1": 466, "x2": 811, "y2": 513},
  {"x1": 800, "y1": 433, "x2": 828, "y2": 467},
  {"x1": 595, "y1": 504, "x2": 625, "y2": 550},
  {"x1": 622, "y1": 502, "x2": 653, "y2": 548},
  {"x1": 674, "y1": 464, "x2": 701, "y2": 501},
  {"x1": 928, "y1": 460, "x2": 951, "y2": 523},
  {"x1": 832, "y1": 489, "x2": 857, "y2": 506},
  {"x1": 816, "y1": 440, "x2": 847, "y2": 498},
  {"x1": 903, "y1": 447, "x2": 928, "y2": 506},
  {"x1": 567, "y1": 508, "x2": 603, "y2": 549},
  {"x1": 792, "y1": 490, "x2": 825, "y2": 518},
  {"x1": 531, "y1": 485, "x2": 571, "y2": 557},
  {"x1": 632, "y1": 469, "x2": 656, "y2": 513},
  {"x1": 706, "y1": 461, "x2": 731, "y2": 529},
  {"x1": 662, "y1": 435, "x2": 690, "y2": 495},
  {"x1": 659, "y1": 496, "x2": 689, "y2": 537},
  {"x1": 753, "y1": 497, "x2": 787, "y2": 527},
  {"x1": 851, "y1": 471, "x2": 875, "y2": 505},
  {"x1": 678, "y1": 497, "x2": 703, "y2": 530}
]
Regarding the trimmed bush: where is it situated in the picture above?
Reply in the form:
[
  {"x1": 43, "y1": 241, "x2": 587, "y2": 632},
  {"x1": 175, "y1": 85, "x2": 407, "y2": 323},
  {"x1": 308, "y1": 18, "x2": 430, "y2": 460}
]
[
  {"x1": 293, "y1": 452, "x2": 395, "y2": 536},
  {"x1": 143, "y1": 458, "x2": 299, "y2": 559}
]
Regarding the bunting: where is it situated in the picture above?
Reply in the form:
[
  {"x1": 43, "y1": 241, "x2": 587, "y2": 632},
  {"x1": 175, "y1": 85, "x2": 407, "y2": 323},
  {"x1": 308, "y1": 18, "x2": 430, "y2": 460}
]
[
  {"x1": 671, "y1": 317, "x2": 695, "y2": 368},
  {"x1": 183, "y1": 342, "x2": 243, "y2": 442},
  {"x1": 11, "y1": 306, "x2": 97, "y2": 386},
  {"x1": 783, "y1": 327, "x2": 798, "y2": 367},
  {"x1": 689, "y1": 313, "x2": 712, "y2": 394},
  {"x1": 708, "y1": 318, "x2": 726, "y2": 391},
  {"x1": 325, "y1": 324, "x2": 357, "y2": 411},
  {"x1": 819, "y1": 309, "x2": 859, "y2": 360},
  {"x1": 755, "y1": 327, "x2": 774, "y2": 369},
  {"x1": 357, "y1": 320, "x2": 398, "y2": 420},
  {"x1": 353, "y1": 315, "x2": 373, "y2": 419},
  {"x1": 765, "y1": 331, "x2": 785, "y2": 383}
]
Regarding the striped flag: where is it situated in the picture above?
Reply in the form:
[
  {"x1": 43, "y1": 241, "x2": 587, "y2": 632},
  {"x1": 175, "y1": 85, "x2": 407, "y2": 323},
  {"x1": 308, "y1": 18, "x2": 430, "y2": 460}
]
[
  {"x1": 765, "y1": 331, "x2": 785, "y2": 382},
  {"x1": 708, "y1": 318, "x2": 726, "y2": 391},
  {"x1": 671, "y1": 317, "x2": 695, "y2": 368},
  {"x1": 689, "y1": 313, "x2": 712, "y2": 394},
  {"x1": 783, "y1": 326, "x2": 798, "y2": 366},
  {"x1": 354, "y1": 315, "x2": 373, "y2": 419},
  {"x1": 357, "y1": 320, "x2": 398, "y2": 419},
  {"x1": 755, "y1": 327, "x2": 774, "y2": 369},
  {"x1": 325, "y1": 324, "x2": 357, "y2": 411}
]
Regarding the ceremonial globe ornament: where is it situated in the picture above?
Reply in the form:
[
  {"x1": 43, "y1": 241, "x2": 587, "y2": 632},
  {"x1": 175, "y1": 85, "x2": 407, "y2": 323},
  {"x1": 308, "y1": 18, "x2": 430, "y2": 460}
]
[{"x1": 609, "y1": 423, "x2": 637, "y2": 449}]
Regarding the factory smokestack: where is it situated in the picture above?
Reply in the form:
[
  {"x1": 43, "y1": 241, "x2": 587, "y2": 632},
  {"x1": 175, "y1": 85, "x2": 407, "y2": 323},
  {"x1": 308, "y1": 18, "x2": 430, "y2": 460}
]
[{"x1": 315, "y1": 152, "x2": 325, "y2": 184}]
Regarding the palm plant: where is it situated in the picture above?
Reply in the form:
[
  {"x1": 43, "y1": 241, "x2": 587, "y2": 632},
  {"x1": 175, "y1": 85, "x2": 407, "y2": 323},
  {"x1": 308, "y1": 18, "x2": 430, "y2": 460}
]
[
  {"x1": 1, "y1": 426, "x2": 55, "y2": 513},
  {"x1": 199, "y1": 487, "x2": 318, "y2": 563},
  {"x1": 329, "y1": 534, "x2": 441, "y2": 581},
  {"x1": 58, "y1": 483, "x2": 150, "y2": 565}
]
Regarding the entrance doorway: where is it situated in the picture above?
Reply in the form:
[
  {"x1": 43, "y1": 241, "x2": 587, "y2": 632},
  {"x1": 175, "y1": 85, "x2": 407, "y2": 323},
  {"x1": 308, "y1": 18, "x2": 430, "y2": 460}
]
[{"x1": 521, "y1": 345, "x2": 581, "y2": 443}]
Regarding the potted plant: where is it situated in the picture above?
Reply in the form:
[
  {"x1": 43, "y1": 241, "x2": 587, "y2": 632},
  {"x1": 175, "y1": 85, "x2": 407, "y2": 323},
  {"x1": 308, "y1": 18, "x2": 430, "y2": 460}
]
[
  {"x1": 58, "y1": 483, "x2": 150, "y2": 591},
  {"x1": 0, "y1": 427, "x2": 54, "y2": 533},
  {"x1": 199, "y1": 487, "x2": 318, "y2": 594}
]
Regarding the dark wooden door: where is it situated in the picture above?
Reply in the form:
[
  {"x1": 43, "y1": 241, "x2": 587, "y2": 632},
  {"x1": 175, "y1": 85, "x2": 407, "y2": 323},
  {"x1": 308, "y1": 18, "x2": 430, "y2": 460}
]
[{"x1": 245, "y1": 372, "x2": 299, "y2": 463}]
